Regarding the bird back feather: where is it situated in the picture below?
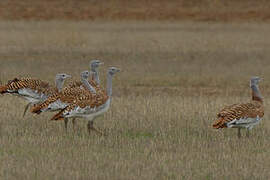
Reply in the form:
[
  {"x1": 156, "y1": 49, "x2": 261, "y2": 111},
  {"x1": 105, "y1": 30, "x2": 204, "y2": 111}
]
[
  {"x1": 0, "y1": 77, "x2": 53, "y2": 95},
  {"x1": 213, "y1": 101, "x2": 264, "y2": 129}
]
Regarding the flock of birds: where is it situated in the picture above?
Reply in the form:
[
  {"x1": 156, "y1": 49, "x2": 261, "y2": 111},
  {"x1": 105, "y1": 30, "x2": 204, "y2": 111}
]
[
  {"x1": 0, "y1": 60, "x2": 119, "y2": 135},
  {"x1": 0, "y1": 60, "x2": 264, "y2": 138}
]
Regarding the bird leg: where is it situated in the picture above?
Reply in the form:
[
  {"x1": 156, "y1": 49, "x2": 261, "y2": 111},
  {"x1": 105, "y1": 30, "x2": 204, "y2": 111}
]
[
  {"x1": 64, "y1": 118, "x2": 68, "y2": 132},
  {"x1": 72, "y1": 118, "x2": 76, "y2": 131},
  {"x1": 87, "y1": 121, "x2": 103, "y2": 136},
  {"x1": 246, "y1": 130, "x2": 250, "y2": 138},
  {"x1": 23, "y1": 103, "x2": 31, "y2": 117},
  {"x1": 238, "y1": 128, "x2": 241, "y2": 138}
]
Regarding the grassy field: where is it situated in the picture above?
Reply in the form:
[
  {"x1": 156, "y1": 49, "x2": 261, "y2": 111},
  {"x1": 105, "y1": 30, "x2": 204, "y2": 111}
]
[{"x1": 0, "y1": 21, "x2": 270, "y2": 179}]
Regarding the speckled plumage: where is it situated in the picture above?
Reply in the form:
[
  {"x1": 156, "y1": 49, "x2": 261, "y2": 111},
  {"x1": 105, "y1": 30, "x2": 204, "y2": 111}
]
[
  {"x1": 213, "y1": 101, "x2": 264, "y2": 129},
  {"x1": 212, "y1": 77, "x2": 264, "y2": 137},
  {"x1": 50, "y1": 67, "x2": 120, "y2": 136},
  {"x1": 30, "y1": 78, "x2": 108, "y2": 113},
  {"x1": 0, "y1": 77, "x2": 56, "y2": 97},
  {"x1": 0, "y1": 74, "x2": 71, "y2": 117},
  {"x1": 67, "y1": 78, "x2": 105, "y2": 96},
  {"x1": 50, "y1": 92, "x2": 109, "y2": 121}
]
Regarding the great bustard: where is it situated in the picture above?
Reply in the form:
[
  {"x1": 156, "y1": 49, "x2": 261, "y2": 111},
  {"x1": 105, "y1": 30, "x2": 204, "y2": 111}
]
[
  {"x1": 31, "y1": 60, "x2": 104, "y2": 129},
  {"x1": 213, "y1": 77, "x2": 264, "y2": 138},
  {"x1": 0, "y1": 74, "x2": 71, "y2": 117},
  {"x1": 51, "y1": 67, "x2": 120, "y2": 135},
  {"x1": 31, "y1": 70, "x2": 102, "y2": 131},
  {"x1": 65, "y1": 60, "x2": 104, "y2": 128},
  {"x1": 90, "y1": 59, "x2": 103, "y2": 85}
]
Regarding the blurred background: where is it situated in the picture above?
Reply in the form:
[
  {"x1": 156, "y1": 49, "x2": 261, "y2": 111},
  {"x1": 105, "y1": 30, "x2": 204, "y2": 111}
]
[{"x1": 0, "y1": 0, "x2": 270, "y2": 21}]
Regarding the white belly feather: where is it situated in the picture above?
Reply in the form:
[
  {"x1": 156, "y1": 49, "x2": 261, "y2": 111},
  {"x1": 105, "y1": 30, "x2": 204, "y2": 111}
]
[
  {"x1": 45, "y1": 100, "x2": 68, "y2": 112},
  {"x1": 17, "y1": 88, "x2": 47, "y2": 104},
  {"x1": 226, "y1": 115, "x2": 261, "y2": 130},
  {"x1": 65, "y1": 98, "x2": 111, "y2": 120}
]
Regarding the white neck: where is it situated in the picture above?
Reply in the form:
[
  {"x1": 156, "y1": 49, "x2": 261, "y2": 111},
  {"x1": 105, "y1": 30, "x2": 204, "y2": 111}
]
[
  {"x1": 106, "y1": 73, "x2": 113, "y2": 97},
  {"x1": 251, "y1": 84, "x2": 263, "y2": 103},
  {"x1": 82, "y1": 78, "x2": 96, "y2": 94},
  {"x1": 55, "y1": 79, "x2": 64, "y2": 92},
  {"x1": 92, "y1": 69, "x2": 100, "y2": 84}
]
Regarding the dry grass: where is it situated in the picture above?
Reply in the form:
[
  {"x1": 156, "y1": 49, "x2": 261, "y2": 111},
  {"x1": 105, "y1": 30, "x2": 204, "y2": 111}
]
[
  {"x1": 0, "y1": 21, "x2": 270, "y2": 179},
  {"x1": 1, "y1": 0, "x2": 270, "y2": 21}
]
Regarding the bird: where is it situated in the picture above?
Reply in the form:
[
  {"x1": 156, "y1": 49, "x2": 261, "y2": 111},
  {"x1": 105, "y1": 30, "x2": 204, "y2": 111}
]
[
  {"x1": 90, "y1": 59, "x2": 103, "y2": 85},
  {"x1": 51, "y1": 67, "x2": 120, "y2": 135},
  {"x1": 0, "y1": 73, "x2": 71, "y2": 117},
  {"x1": 65, "y1": 59, "x2": 104, "y2": 129},
  {"x1": 31, "y1": 60, "x2": 104, "y2": 131},
  {"x1": 67, "y1": 59, "x2": 103, "y2": 88},
  {"x1": 31, "y1": 70, "x2": 102, "y2": 131},
  {"x1": 212, "y1": 77, "x2": 264, "y2": 138}
]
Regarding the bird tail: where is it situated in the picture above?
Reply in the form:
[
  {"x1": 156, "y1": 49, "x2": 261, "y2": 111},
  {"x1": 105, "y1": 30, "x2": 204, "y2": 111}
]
[
  {"x1": 0, "y1": 85, "x2": 8, "y2": 94},
  {"x1": 51, "y1": 108, "x2": 66, "y2": 121},
  {"x1": 0, "y1": 78, "x2": 23, "y2": 94},
  {"x1": 30, "y1": 103, "x2": 43, "y2": 114},
  {"x1": 212, "y1": 117, "x2": 227, "y2": 129},
  {"x1": 30, "y1": 95, "x2": 59, "y2": 114}
]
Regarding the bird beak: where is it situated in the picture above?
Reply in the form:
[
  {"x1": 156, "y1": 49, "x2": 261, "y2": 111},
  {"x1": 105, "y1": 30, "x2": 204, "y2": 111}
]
[
  {"x1": 99, "y1": 62, "x2": 104, "y2": 65},
  {"x1": 66, "y1": 75, "x2": 72, "y2": 78},
  {"x1": 117, "y1": 69, "x2": 121, "y2": 72}
]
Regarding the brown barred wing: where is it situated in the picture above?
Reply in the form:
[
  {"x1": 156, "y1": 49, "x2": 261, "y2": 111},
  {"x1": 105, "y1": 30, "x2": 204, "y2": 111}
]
[
  {"x1": 30, "y1": 93, "x2": 61, "y2": 114},
  {"x1": 51, "y1": 92, "x2": 108, "y2": 121},
  {"x1": 31, "y1": 86, "x2": 95, "y2": 114},
  {"x1": 213, "y1": 101, "x2": 264, "y2": 129},
  {"x1": 0, "y1": 77, "x2": 51, "y2": 94},
  {"x1": 67, "y1": 80, "x2": 82, "y2": 89},
  {"x1": 67, "y1": 79, "x2": 106, "y2": 97}
]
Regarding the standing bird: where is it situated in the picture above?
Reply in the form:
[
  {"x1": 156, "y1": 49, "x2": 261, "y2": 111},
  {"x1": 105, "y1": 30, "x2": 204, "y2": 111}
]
[
  {"x1": 66, "y1": 59, "x2": 104, "y2": 129},
  {"x1": 90, "y1": 59, "x2": 103, "y2": 85},
  {"x1": 67, "y1": 59, "x2": 103, "y2": 90},
  {"x1": 51, "y1": 67, "x2": 120, "y2": 135},
  {"x1": 31, "y1": 71, "x2": 100, "y2": 131},
  {"x1": 213, "y1": 77, "x2": 264, "y2": 138},
  {"x1": 0, "y1": 73, "x2": 71, "y2": 117},
  {"x1": 31, "y1": 60, "x2": 104, "y2": 130}
]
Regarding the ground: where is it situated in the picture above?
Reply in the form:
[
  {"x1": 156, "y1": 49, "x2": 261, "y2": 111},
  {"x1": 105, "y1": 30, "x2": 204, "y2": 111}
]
[
  {"x1": 0, "y1": 21, "x2": 269, "y2": 179},
  {"x1": 1, "y1": 0, "x2": 270, "y2": 21}
]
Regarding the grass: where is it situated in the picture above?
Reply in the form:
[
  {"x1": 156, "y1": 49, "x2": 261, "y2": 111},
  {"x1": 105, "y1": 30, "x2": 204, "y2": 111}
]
[{"x1": 0, "y1": 21, "x2": 269, "y2": 179}]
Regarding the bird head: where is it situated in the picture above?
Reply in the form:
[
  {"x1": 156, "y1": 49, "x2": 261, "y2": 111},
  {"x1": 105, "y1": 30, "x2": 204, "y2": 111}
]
[
  {"x1": 90, "y1": 59, "x2": 103, "y2": 71},
  {"x1": 250, "y1": 76, "x2": 262, "y2": 87},
  {"x1": 108, "y1": 67, "x2": 120, "y2": 76},
  {"x1": 55, "y1": 73, "x2": 71, "y2": 82}
]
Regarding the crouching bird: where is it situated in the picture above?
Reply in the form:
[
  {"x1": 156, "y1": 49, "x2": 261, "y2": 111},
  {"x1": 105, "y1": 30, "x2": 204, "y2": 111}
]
[{"x1": 213, "y1": 77, "x2": 264, "y2": 138}]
